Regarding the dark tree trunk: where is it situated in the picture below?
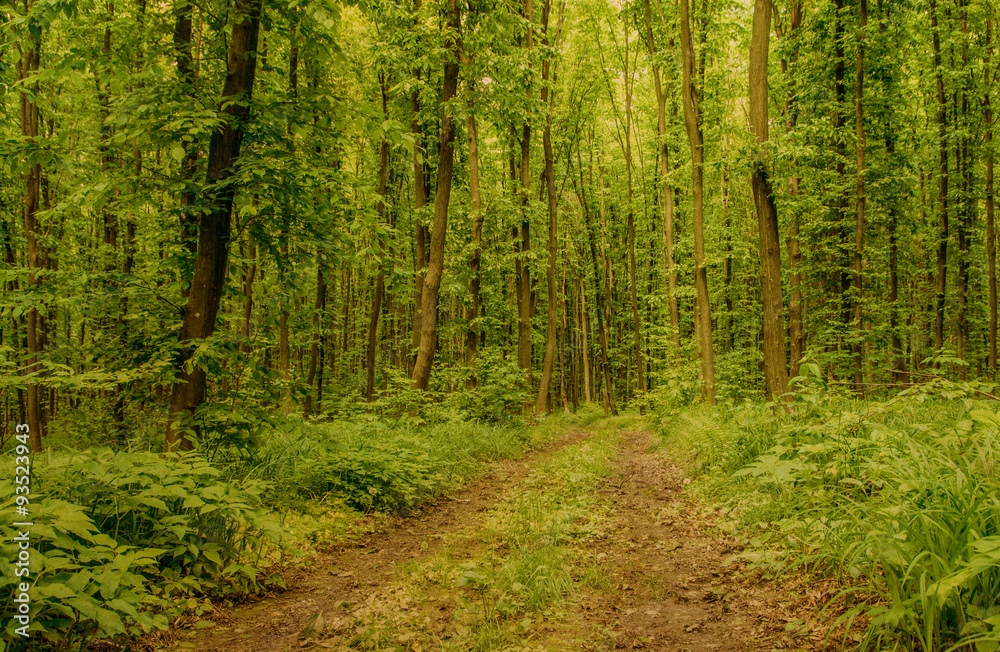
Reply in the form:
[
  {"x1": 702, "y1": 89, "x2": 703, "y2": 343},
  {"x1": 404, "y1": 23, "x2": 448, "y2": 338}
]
[
  {"x1": 680, "y1": 0, "x2": 715, "y2": 404},
  {"x1": 366, "y1": 78, "x2": 391, "y2": 401},
  {"x1": 930, "y1": 0, "x2": 948, "y2": 356},
  {"x1": 17, "y1": 0, "x2": 44, "y2": 452},
  {"x1": 165, "y1": 0, "x2": 263, "y2": 451},
  {"x1": 852, "y1": 0, "x2": 867, "y2": 391},
  {"x1": 535, "y1": 0, "x2": 559, "y2": 415},
  {"x1": 465, "y1": 81, "x2": 483, "y2": 388},
  {"x1": 750, "y1": 0, "x2": 789, "y2": 400},
  {"x1": 987, "y1": 13, "x2": 997, "y2": 375},
  {"x1": 410, "y1": 0, "x2": 461, "y2": 390}
]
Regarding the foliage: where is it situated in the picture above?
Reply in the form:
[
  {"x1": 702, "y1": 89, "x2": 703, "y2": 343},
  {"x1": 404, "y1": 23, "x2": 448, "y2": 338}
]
[
  {"x1": 0, "y1": 449, "x2": 285, "y2": 650},
  {"x1": 660, "y1": 381, "x2": 1000, "y2": 650},
  {"x1": 240, "y1": 416, "x2": 541, "y2": 515}
]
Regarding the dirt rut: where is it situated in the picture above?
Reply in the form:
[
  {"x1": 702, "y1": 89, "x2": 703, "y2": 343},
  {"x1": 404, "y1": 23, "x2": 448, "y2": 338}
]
[{"x1": 159, "y1": 424, "x2": 833, "y2": 652}]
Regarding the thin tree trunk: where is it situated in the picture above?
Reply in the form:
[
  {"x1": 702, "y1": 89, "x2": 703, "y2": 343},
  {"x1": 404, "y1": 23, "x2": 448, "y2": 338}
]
[
  {"x1": 580, "y1": 275, "x2": 592, "y2": 403},
  {"x1": 930, "y1": 0, "x2": 948, "y2": 356},
  {"x1": 535, "y1": 0, "x2": 559, "y2": 415},
  {"x1": 411, "y1": 0, "x2": 460, "y2": 390},
  {"x1": 888, "y1": 137, "x2": 904, "y2": 381},
  {"x1": 174, "y1": 0, "x2": 199, "y2": 258},
  {"x1": 165, "y1": 0, "x2": 263, "y2": 451},
  {"x1": 466, "y1": 80, "x2": 483, "y2": 387},
  {"x1": 584, "y1": 160, "x2": 616, "y2": 415},
  {"x1": 852, "y1": 0, "x2": 867, "y2": 391},
  {"x1": 16, "y1": 0, "x2": 44, "y2": 451},
  {"x1": 833, "y1": 0, "x2": 851, "y2": 355},
  {"x1": 643, "y1": 1, "x2": 680, "y2": 353},
  {"x1": 410, "y1": 0, "x2": 429, "y2": 361},
  {"x1": 625, "y1": 75, "x2": 646, "y2": 404},
  {"x1": 515, "y1": 0, "x2": 536, "y2": 413},
  {"x1": 956, "y1": 4, "x2": 971, "y2": 374},
  {"x1": 777, "y1": 0, "x2": 804, "y2": 378},
  {"x1": 366, "y1": 78, "x2": 391, "y2": 401},
  {"x1": 679, "y1": 0, "x2": 715, "y2": 404},
  {"x1": 241, "y1": 227, "x2": 256, "y2": 352},
  {"x1": 305, "y1": 262, "x2": 326, "y2": 416},
  {"x1": 987, "y1": 12, "x2": 997, "y2": 375}
]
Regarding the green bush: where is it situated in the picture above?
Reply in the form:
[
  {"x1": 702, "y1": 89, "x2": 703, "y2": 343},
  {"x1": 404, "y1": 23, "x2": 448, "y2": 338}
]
[
  {"x1": 247, "y1": 417, "x2": 536, "y2": 515},
  {"x1": 0, "y1": 449, "x2": 285, "y2": 650},
  {"x1": 673, "y1": 379, "x2": 1000, "y2": 651}
]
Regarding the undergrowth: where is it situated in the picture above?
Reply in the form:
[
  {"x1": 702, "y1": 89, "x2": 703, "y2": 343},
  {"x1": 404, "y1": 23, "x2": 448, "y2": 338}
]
[
  {"x1": 656, "y1": 369, "x2": 1000, "y2": 651},
  {"x1": 1, "y1": 406, "x2": 601, "y2": 651},
  {"x1": 316, "y1": 415, "x2": 628, "y2": 651}
]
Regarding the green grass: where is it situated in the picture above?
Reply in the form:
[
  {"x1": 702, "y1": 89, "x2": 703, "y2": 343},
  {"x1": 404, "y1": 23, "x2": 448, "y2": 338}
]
[{"x1": 655, "y1": 379, "x2": 1000, "y2": 651}]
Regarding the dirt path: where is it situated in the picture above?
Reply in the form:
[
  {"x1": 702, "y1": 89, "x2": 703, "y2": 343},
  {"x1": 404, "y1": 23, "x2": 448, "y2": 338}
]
[
  {"x1": 159, "y1": 421, "x2": 832, "y2": 652},
  {"x1": 543, "y1": 427, "x2": 830, "y2": 651},
  {"x1": 160, "y1": 427, "x2": 595, "y2": 652}
]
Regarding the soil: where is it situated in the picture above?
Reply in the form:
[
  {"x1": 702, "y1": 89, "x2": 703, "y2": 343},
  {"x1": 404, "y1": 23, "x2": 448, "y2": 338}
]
[{"x1": 155, "y1": 422, "x2": 842, "y2": 652}]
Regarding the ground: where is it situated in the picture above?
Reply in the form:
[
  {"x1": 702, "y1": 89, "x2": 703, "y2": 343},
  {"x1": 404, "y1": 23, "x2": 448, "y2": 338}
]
[{"x1": 156, "y1": 417, "x2": 846, "y2": 652}]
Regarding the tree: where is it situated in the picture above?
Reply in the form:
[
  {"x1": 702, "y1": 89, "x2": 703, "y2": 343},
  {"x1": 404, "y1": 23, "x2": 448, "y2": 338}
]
[
  {"x1": 749, "y1": 0, "x2": 788, "y2": 400},
  {"x1": 411, "y1": 0, "x2": 461, "y2": 391},
  {"x1": 165, "y1": 0, "x2": 264, "y2": 451},
  {"x1": 679, "y1": 0, "x2": 715, "y2": 404}
]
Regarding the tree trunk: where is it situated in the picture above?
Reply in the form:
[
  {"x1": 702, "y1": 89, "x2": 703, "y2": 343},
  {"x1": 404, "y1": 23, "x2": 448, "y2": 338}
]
[
  {"x1": 174, "y1": 0, "x2": 199, "y2": 258},
  {"x1": 165, "y1": 0, "x2": 263, "y2": 451},
  {"x1": 749, "y1": 0, "x2": 788, "y2": 400},
  {"x1": 241, "y1": 228, "x2": 256, "y2": 352},
  {"x1": 305, "y1": 262, "x2": 326, "y2": 416},
  {"x1": 366, "y1": 78, "x2": 391, "y2": 401},
  {"x1": 930, "y1": 0, "x2": 948, "y2": 356},
  {"x1": 582, "y1": 155, "x2": 616, "y2": 416},
  {"x1": 987, "y1": 13, "x2": 997, "y2": 376},
  {"x1": 956, "y1": 5, "x2": 971, "y2": 374},
  {"x1": 777, "y1": 0, "x2": 805, "y2": 378},
  {"x1": 410, "y1": 0, "x2": 429, "y2": 363},
  {"x1": 852, "y1": 0, "x2": 867, "y2": 391},
  {"x1": 410, "y1": 0, "x2": 460, "y2": 391},
  {"x1": 535, "y1": 0, "x2": 559, "y2": 415},
  {"x1": 887, "y1": 137, "x2": 904, "y2": 381},
  {"x1": 466, "y1": 81, "x2": 483, "y2": 388},
  {"x1": 679, "y1": 0, "x2": 715, "y2": 404},
  {"x1": 17, "y1": 0, "x2": 44, "y2": 452},
  {"x1": 643, "y1": 2, "x2": 681, "y2": 353}
]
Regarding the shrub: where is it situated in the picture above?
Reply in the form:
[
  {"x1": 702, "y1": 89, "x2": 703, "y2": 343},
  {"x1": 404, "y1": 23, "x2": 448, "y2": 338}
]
[{"x1": 0, "y1": 448, "x2": 285, "y2": 650}]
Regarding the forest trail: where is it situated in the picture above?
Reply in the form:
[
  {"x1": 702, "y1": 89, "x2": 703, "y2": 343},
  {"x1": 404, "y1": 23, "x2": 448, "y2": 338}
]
[{"x1": 161, "y1": 419, "x2": 833, "y2": 652}]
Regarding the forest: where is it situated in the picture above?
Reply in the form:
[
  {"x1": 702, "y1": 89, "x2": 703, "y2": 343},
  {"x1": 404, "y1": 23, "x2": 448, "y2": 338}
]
[{"x1": 2, "y1": 0, "x2": 1000, "y2": 647}]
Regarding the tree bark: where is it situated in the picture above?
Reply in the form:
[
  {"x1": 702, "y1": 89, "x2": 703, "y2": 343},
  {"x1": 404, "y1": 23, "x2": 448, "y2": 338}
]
[
  {"x1": 987, "y1": 12, "x2": 997, "y2": 375},
  {"x1": 305, "y1": 262, "x2": 326, "y2": 416},
  {"x1": 410, "y1": 0, "x2": 461, "y2": 391},
  {"x1": 956, "y1": 4, "x2": 971, "y2": 374},
  {"x1": 165, "y1": 0, "x2": 263, "y2": 451},
  {"x1": 679, "y1": 0, "x2": 715, "y2": 404},
  {"x1": 17, "y1": 0, "x2": 44, "y2": 451},
  {"x1": 410, "y1": 0, "x2": 429, "y2": 363},
  {"x1": 852, "y1": 0, "x2": 867, "y2": 391},
  {"x1": 930, "y1": 0, "x2": 948, "y2": 356},
  {"x1": 777, "y1": 0, "x2": 804, "y2": 378},
  {"x1": 643, "y1": 0, "x2": 680, "y2": 353},
  {"x1": 366, "y1": 78, "x2": 391, "y2": 401},
  {"x1": 466, "y1": 80, "x2": 483, "y2": 387},
  {"x1": 749, "y1": 0, "x2": 788, "y2": 400},
  {"x1": 535, "y1": 0, "x2": 559, "y2": 415},
  {"x1": 515, "y1": 0, "x2": 536, "y2": 414},
  {"x1": 887, "y1": 137, "x2": 905, "y2": 381},
  {"x1": 173, "y1": 0, "x2": 199, "y2": 258}
]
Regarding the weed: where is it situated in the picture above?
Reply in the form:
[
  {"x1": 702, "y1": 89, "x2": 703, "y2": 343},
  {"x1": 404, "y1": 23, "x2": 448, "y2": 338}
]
[{"x1": 658, "y1": 381, "x2": 1000, "y2": 650}]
